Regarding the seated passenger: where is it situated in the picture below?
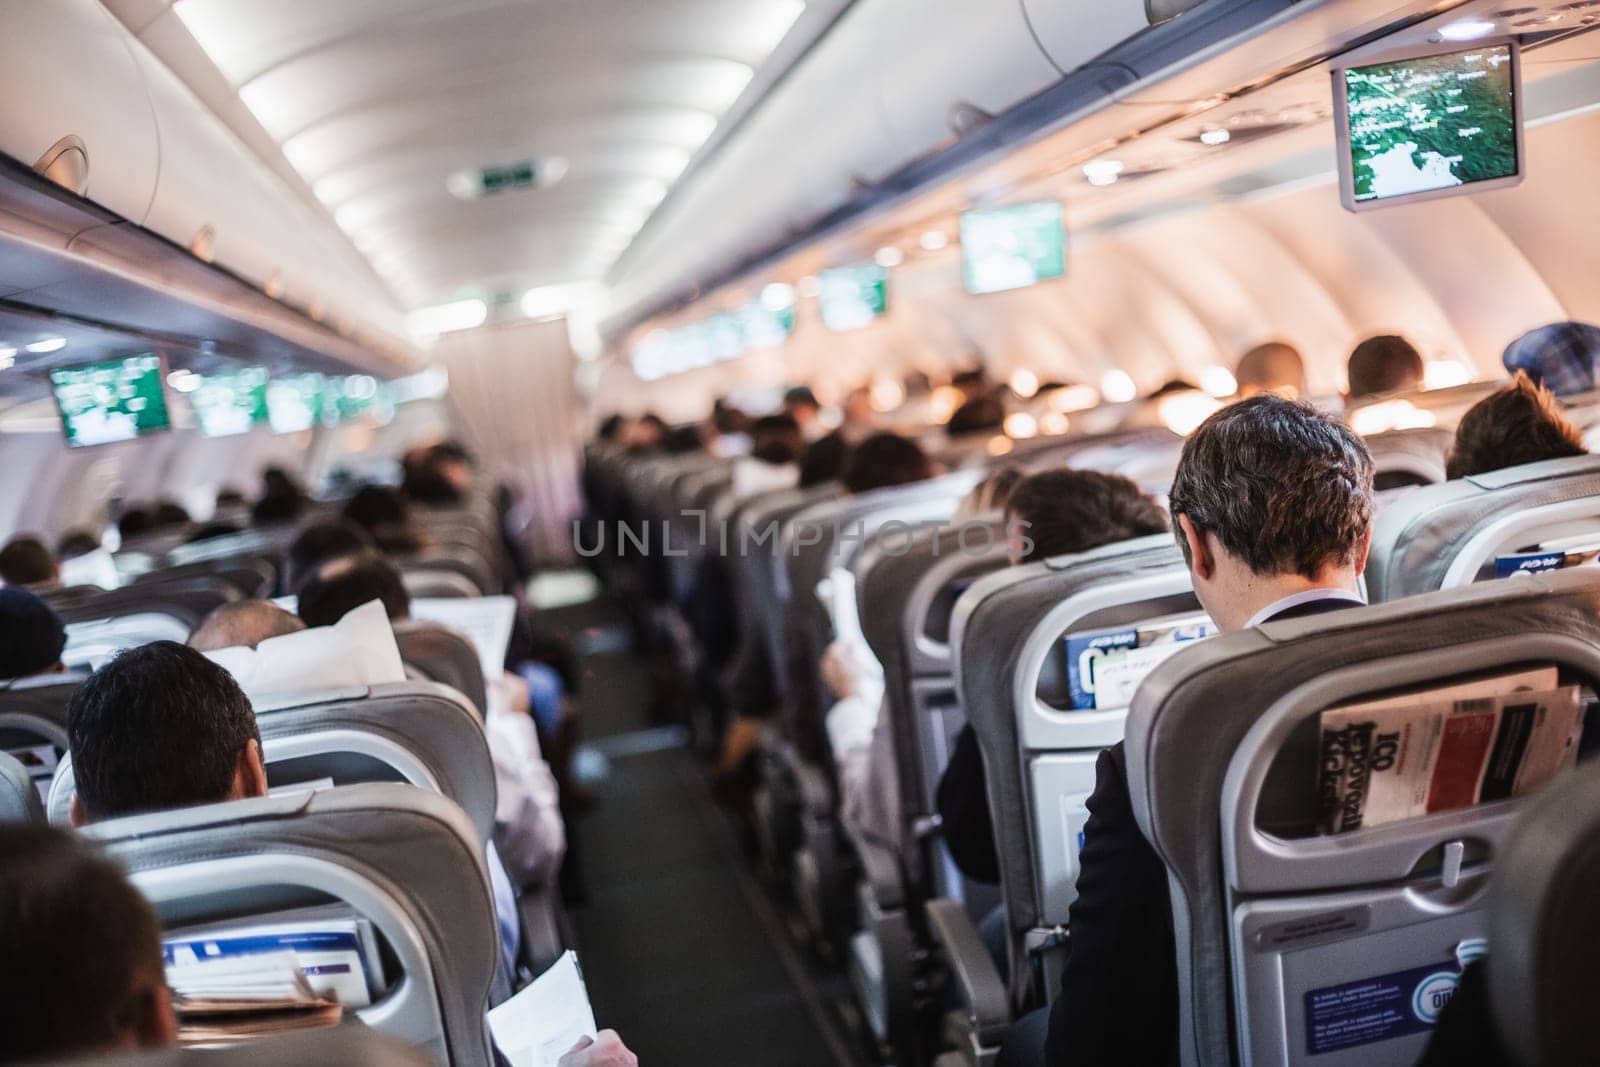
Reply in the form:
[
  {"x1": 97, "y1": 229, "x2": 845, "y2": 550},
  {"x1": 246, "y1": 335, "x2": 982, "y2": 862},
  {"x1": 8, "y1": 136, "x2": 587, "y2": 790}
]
[
  {"x1": 937, "y1": 470, "x2": 1169, "y2": 888},
  {"x1": 1006, "y1": 396, "x2": 1374, "y2": 1067},
  {"x1": 840, "y1": 431, "x2": 935, "y2": 494},
  {"x1": 57, "y1": 529, "x2": 102, "y2": 561},
  {"x1": 783, "y1": 385, "x2": 824, "y2": 441},
  {"x1": 0, "y1": 823, "x2": 177, "y2": 1062},
  {"x1": 1346, "y1": 334, "x2": 1424, "y2": 401},
  {"x1": 730, "y1": 414, "x2": 803, "y2": 500},
  {"x1": 0, "y1": 535, "x2": 60, "y2": 588},
  {"x1": 0, "y1": 588, "x2": 68, "y2": 682},
  {"x1": 284, "y1": 520, "x2": 375, "y2": 592},
  {"x1": 1446, "y1": 372, "x2": 1588, "y2": 480},
  {"x1": 297, "y1": 552, "x2": 566, "y2": 889},
  {"x1": 188, "y1": 601, "x2": 307, "y2": 653},
  {"x1": 116, "y1": 506, "x2": 156, "y2": 543},
  {"x1": 1501, "y1": 320, "x2": 1600, "y2": 397},
  {"x1": 799, "y1": 431, "x2": 850, "y2": 488},
  {"x1": 341, "y1": 485, "x2": 428, "y2": 555},
  {"x1": 1234, "y1": 341, "x2": 1307, "y2": 398}
]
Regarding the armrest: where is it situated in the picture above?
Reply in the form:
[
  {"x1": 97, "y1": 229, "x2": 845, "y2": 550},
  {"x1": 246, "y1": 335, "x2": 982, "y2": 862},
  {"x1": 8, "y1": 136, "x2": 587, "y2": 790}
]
[
  {"x1": 517, "y1": 884, "x2": 568, "y2": 978},
  {"x1": 854, "y1": 833, "x2": 905, "y2": 911},
  {"x1": 925, "y1": 897, "x2": 1011, "y2": 1047}
]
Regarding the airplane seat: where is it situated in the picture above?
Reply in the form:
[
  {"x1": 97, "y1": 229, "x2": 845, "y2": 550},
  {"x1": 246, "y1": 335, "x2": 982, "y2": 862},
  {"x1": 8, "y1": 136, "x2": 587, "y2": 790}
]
[
  {"x1": 393, "y1": 620, "x2": 489, "y2": 716},
  {"x1": 846, "y1": 518, "x2": 1009, "y2": 1062},
  {"x1": 0, "y1": 671, "x2": 87, "y2": 751},
  {"x1": 133, "y1": 555, "x2": 279, "y2": 599},
  {"x1": 1124, "y1": 569, "x2": 1600, "y2": 1067},
  {"x1": 1368, "y1": 454, "x2": 1600, "y2": 601},
  {"x1": 400, "y1": 548, "x2": 496, "y2": 597},
  {"x1": 46, "y1": 577, "x2": 240, "y2": 631},
  {"x1": 1485, "y1": 764, "x2": 1600, "y2": 1067},
  {"x1": 37, "y1": 1021, "x2": 434, "y2": 1065},
  {"x1": 61, "y1": 614, "x2": 195, "y2": 671},
  {"x1": 46, "y1": 681, "x2": 497, "y2": 845},
  {"x1": 0, "y1": 750, "x2": 44, "y2": 823},
  {"x1": 399, "y1": 567, "x2": 483, "y2": 600},
  {"x1": 948, "y1": 537, "x2": 1195, "y2": 1021},
  {"x1": 83, "y1": 784, "x2": 499, "y2": 1066}
]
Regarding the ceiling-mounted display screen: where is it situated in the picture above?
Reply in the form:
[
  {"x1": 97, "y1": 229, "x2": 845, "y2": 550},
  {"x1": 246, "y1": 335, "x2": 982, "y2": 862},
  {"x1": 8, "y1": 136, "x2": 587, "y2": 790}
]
[
  {"x1": 190, "y1": 367, "x2": 270, "y2": 438},
  {"x1": 818, "y1": 264, "x2": 888, "y2": 331},
  {"x1": 1333, "y1": 40, "x2": 1522, "y2": 211},
  {"x1": 959, "y1": 201, "x2": 1066, "y2": 295},
  {"x1": 329, "y1": 375, "x2": 395, "y2": 426},
  {"x1": 265, "y1": 372, "x2": 327, "y2": 434},
  {"x1": 50, "y1": 354, "x2": 170, "y2": 448}
]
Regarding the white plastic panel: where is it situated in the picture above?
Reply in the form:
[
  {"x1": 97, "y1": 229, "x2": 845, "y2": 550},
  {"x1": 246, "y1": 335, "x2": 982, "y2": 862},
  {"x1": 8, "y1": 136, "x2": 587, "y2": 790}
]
[
  {"x1": 0, "y1": 0, "x2": 158, "y2": 224},
  {"x1": 1024, "y1": 0, "x2": 1154, "y2": 77}
]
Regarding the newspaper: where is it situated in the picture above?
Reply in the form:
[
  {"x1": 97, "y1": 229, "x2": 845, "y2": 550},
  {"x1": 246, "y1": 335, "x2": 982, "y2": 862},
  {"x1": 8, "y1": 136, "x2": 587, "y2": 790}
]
[
  {"x1": 487, "y1": 950, "x2": 598, "y2": 1067},
  {"x1": 167, "y1": 950, "x2": 342, "y2": 1047},
  {"x1": 411, "y1": 595, "x2": 518, "y2": 680},
  {"x1": 165, "y1": 917, "x2": 380, "y2": 1008},
  {"x1": 205, "y1": 600, "x2": 406, "y2": 702},
  {"x1": 1316, "y1": 667, "x2": 1584, "y2": 833}
]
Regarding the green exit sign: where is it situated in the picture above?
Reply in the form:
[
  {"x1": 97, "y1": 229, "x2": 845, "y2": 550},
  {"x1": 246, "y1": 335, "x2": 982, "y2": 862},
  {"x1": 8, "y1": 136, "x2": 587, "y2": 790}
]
[{"x1": 480, "y1": 160, "x2": 538, "y2": 194}]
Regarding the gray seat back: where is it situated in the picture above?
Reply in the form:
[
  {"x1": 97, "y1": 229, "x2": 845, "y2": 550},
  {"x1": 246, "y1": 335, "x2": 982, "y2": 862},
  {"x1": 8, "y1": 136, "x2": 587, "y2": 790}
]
[
  {"x1": 856, "y1": 518, "x2": 1009, "y2": 892},
  {"x1": 85, "y1": 784, "x2": 497, "y2": 1066},
  {"x1": 46, "y1": 578, "x2": 239, "y2": 630},
  {"x1": 1363, "y1": 427, "x2": 1452, "y2": 488},
  {"x1": 781, "y1": 472, "x2": 981, "y2": 761},
  {"x1": 1125, "y1": 569, "x2": 1600, "y2": 1067},
  {"x1": 951, "y1": 537, "x2": 1198, "y2": 995},
  {"x1": 0, "y1": 750, "x2": 43, "y2": 823},
  {"x1": 1368, "y1": 454, "x2": 1600, "y2": 601},
  {"x1": 61, "y1": 614, "x2": 193, "y2": 670},
  {"x1": 43, "y1": 1022, "x2": 433, "y2": 1065},
  {"x1": 400, "y1": 568, "x2": 482, "y2": 600},
  {"x1": 0, "y1": 672, "x2": 86, "y2": 750},
  {"x1": 49, "y1": 682, "x2": 494, "y2": 842},
  {"x1": 394, "y1": 620, "x2": 488, "y2": 714},
  {"x1": 1487, "y1": 765, "x2": 1600, "y2": 1067}
]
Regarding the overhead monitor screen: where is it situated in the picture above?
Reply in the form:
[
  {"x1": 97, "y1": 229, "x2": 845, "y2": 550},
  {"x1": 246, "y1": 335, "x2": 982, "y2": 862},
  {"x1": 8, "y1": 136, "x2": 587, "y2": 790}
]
[
  {"x1": 1336, "y1": 41, "x2": 1521, "y2": 210},
  {"x1": 818, "y1": 264, "x2": 887, "y2": 331},
  {"x1": 190, "y1": 367, "x2": 270, "y2": 438},
  {"x1": 959, "y1": 201, "x2": 1066, "y2": 295},
  {"x1": 265, "y1": 373, "x2": 327, "y2": 434},
  {"x1": 329, "y1": 375, "x2": 395, "y2": 426},
  {"x1": 50, "y1": 354, "x2": 170, "y2": 448}
]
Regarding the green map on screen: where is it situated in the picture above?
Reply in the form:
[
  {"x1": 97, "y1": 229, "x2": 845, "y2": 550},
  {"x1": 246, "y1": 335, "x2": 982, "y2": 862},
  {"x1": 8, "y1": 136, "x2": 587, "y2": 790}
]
[
  {"x1": 1345, "y1": 44, "x2": 1517, "y2": 202},
  {"x1": 50, "y1": 354, "x2": 170, "y2": 448},
  {"x1": 818, "y1": 264, "x2": 887, "y2": 332},
  {"x1": 960, "y1": 202, "x2": 1066, "y2": 295},
  {"x1": 191, "y1": 367, "x2": 270, "y2": 438}
]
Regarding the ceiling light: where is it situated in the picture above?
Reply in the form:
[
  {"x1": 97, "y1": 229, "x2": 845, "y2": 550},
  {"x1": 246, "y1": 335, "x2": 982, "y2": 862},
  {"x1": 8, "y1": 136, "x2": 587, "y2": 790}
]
[
  {"x1": 1438, "y1": 18, "x2": 1498, "y2": 40},
  {"x1": 1350, "y1": 398, "x2": 1438, "y2": 435},
  {"x1": 1003, "y1": 412, "x2": 1038, "y2": 440},
  {"x1": 1048, "y1": 384, "x2": 1101, "y2": 413},
  {"x1": 1423, "y1": 359, "x2": 1473, "y2": 390},
  {"x1": 1199, "y1": 128, "x2": 1231, "y2": 146},
  {"x1": 1083, "y1": 159, "x2": 1125, "y2": 187},
  {"x1": 1100, "y1": 369, "x2": 1137, "y2": 403},
  {"x1": 920, "y1": 230, "x2": 950, "y2": 251},
  {"x1": 874, "y1": 246, "x2": 905, "y2": 269},
  {"x1": 1039, "y1": 411, "x2": 1070, "y2": 435},
  {"x1": 986, "y1": 435, "x2": 1014, "y2": 457},
  {"x1": 521, "y1": 283, "x2": 600, "y2": 321},
  {"x1": 167, "y1": 369, "x2": 201, "y2": 393},
  {"x1": 25, "y1": 337, "x2": 66, "y2": 354},
  {"x1": 1200, "y1": 366, "x2": 1238, "y2": 397},
  {"x1": 405, "y1": 298, "x2": 488, "y2": 337},
  {"x1": 870, "y1": 377, "x2": 905, "y2": 413},
  {"x1": 1009, "y1": 368, "x2": 1040, "y2": 398},
  {"x1": 760, "y1": 283, "x2": 796, "y2": 311},
  {"x1": 1156, "y1": 391, "x2": 1223, "y2": 436}
]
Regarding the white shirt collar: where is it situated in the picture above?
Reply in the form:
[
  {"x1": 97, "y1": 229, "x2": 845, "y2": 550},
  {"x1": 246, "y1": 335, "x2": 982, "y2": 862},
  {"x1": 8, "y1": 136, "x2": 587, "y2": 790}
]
[{"x1": 1244, "y1": 587, "x2": 1366, "y2": 629}]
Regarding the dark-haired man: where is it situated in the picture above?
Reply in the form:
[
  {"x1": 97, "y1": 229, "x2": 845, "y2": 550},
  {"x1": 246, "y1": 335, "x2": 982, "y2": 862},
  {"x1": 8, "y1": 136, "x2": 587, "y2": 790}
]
[
  {"x1": 0, "y1": 823, "x2": 178, "y2": 1062},
  {"x1": 1010, "y1": 396, "x2": 1375, "y2": 1067},
  {"x1": 0, "y1": 535, "x2": 59, "y2": 588},
  {"x1": 0, "y1": 587, "x2": 69, "y2": 682},
  {"x1": 1347, "y1": 334, "x2": 1424, "y2": 401},
  {"x1": 284, "y1": 520, "x2": 375, "y2": 593},
  {"x1": 840, "y1": 431, "x2": 934, "y2": 495},
  {"x1": 189, "y1": 600, "x2": 307, "y2": 654},
  {"x1": 1446, "y1": 371, "x2": 1588, "y2": 480},
  {"x1": 298, "y1": 550, "x2": 411, "y2": 626}
]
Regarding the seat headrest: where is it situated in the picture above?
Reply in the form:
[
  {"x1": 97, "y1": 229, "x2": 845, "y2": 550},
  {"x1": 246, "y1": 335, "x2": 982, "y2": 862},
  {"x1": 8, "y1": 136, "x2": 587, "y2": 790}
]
[{"x1": 0, "y1": 750, "x2": 43, "y2": 823}]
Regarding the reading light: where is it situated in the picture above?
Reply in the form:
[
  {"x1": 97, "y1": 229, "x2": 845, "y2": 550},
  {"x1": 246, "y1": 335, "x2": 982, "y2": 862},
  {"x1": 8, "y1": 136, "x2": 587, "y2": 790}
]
[
  {"x1": 1156, "y1": 390, "x2": 1223, "y2": 436},
  {"x1": 1048, "y1": 384, "x2": 1101, "y2": 413},
  {"x1": 1423, "y1": 359, "x2": 1473, "y2": 390},
  {"x1": 1082, "y1": 159, "x2": 1124, "y2": 187},
  {"x1": 760, "y1": 283, "x2": 796, "y2": 311},
  {"x1": 1100, "y1": 369, "x2": 1137, "y2": 403},
  {"x1": 25, "y1": 337, "x2": 66, "y2": 354},
  {"x1": 1199, "y1": 128, "x2": 1231, "y2": 146},
  {"x1": 1039, "y1": 412, "x2": 1071, "y2": 435},
  {"x1": 1003, "y1": 412, "x2": 1038, "y2": 440},
  {"x1": 1438, "y1": 18, "x2": 1498, "y2": 41},
  {"x1": 869, "y1": 377, "x2": 905, "y2": 413},
  {"x1": 929, "y1": 385, "x2": 964, "y2": 423},
  {"x1": 1009, "y1": 368, "x2": 1040, "y2": 398},
  {"x1": 919, "y1": 230, "x2": 950, "y2": 251},
  {"x1": 986, "y1": 435, "x2": 1014, "y2": 457},
  {"x1": 874, "y1": 246, "x2": 905, "y2": 269}
]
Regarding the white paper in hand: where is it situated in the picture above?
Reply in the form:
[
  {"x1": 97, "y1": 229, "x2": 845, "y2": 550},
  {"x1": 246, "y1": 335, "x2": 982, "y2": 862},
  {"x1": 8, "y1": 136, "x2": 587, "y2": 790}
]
[
  {"x1": 205, "y1": 600, "x2": 407, "y2": 703},
  {"x1": 410, "y1": 595, "x2": 517, "y2": 680},
  {"x1": 487, "y1": 950, "x2": 598, "y2": 1067}
]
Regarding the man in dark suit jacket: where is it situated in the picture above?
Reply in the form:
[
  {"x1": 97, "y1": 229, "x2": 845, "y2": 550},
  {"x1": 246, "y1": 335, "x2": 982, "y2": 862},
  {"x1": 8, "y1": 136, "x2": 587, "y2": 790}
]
[{"x1": 1006, "y1": 396, "x2": 1378, "y2": 1067}]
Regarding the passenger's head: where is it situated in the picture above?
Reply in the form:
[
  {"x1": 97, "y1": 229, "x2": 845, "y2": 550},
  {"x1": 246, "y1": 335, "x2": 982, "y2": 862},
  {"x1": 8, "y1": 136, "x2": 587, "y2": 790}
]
[
  {"x1": 597, "y1": 413, "x2": 626, "y2": 442},
  {"x1": 260, "y1": 466, "x2": 304, "y2": 502},
  {"x1": 57, "y1": 529, "x2": 101, "y2": 561},
  {"x1": 1501, "y1": 321, "x2": 1600, "y2": 397},
  {"x1": 1005, "y1": 469, "x2": 1168, "y2": 564},
  {"x1": 403, "y1": 441, "x2": 474, "y2": 504},
  {"x1": 67, "y1": 641, "x2": 265, "y2": 825},
  {"x1": 0, "y1": 588, "x2": 67, "y2": 681},
  {"x1": 711, "y1": 399, "x2": 750, "y2": 437},
  {"x1": 1235, "y1": 342, "x2": 1307, "y2": 398},
  {"x1": 285, "y1": 520, "x2": 374, "y2": 592},
  {"x1": 624, "y1": 413, "x2": 667, "y2": 451},
  {"x1": 0, "y1": 824, "x2": 177, "y2": 1061},
  {"x1": 748, "y1": 414, "x2": 804, "y2": 466},
  {"x1": 250, "y1": 492, "x2": 305, "y2": 527},
  {"x1": 1346, "y1": 334, "x2": 1424, "y2": 400},
  {"x1": 297, "y1": 550, "x2": 411, "y2": 626},
  {"x1": 945, "y1": 393, "x2": 1006, "y2": 437},
  {"x1": 188, "y1": 601, "x2": 306, "y2": 653},
  {"x1": 150, "y1": 502, "x2": 191, "y2": 531},
  {"x1": 116, "y1": 507, "x2": 155, "y2": 543},
  {"x1": 1446, "y1": 372, "x2": 1587, "y2": 480},
  {"x1": 1168, "y1": 396, "x2": 1374, "y2": 630},
  {"x1": 0, "y1": 535, "x2": 59, "y2": 587},
  {"x1": 782, "y1": 386, "x2": 821, "y2": 427},
  {"x1": 799, "y1": 432, "x2": 850, "y2": 488},
  {"x1": 663, "y1": 424, "x2": 706, "y2": 455},
  {"x1": 955, "y1": 467, "x2": 1024, "y2": 519},
  {"x1": 841, "y1": 432, "x2": 934, "y2": 495},
  {"x1": 341, "y1": 485, "x2": 409, "y2": 533}
]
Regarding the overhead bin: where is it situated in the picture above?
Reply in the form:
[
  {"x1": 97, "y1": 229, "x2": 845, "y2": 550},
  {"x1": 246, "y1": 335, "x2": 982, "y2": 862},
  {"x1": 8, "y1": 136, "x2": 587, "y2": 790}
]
[
  {"x1": 1023, "y1": 0, "x2": 1163, "y2": 74},
  {"x1": 0, "y1": 0, "x2": 158, "y2": 228}
]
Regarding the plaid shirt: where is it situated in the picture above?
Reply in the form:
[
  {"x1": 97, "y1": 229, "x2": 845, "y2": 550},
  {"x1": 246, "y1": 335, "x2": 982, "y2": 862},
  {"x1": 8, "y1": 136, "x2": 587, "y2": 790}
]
[{"x1": 1502, "y1": 322, "x2": 1600, "y2": 397}]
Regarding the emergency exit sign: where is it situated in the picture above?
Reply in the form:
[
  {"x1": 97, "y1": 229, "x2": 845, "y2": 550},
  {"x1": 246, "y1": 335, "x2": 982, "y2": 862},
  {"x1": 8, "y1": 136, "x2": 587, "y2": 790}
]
[{"x1": 479, "y1": 160, "x2": 539, "y2": 194}]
